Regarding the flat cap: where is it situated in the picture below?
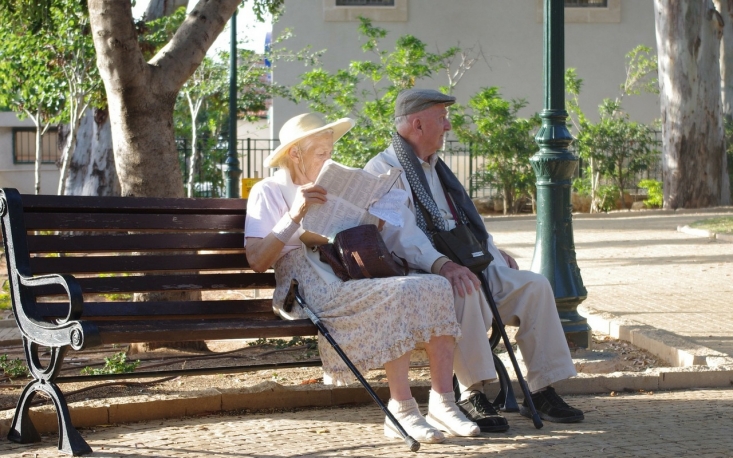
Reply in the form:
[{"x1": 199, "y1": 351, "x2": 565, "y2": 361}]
[{"x1": 394, "y1": 89, "x2": 456, "y2": 117}]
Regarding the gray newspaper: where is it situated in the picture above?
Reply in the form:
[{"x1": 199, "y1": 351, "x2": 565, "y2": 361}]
[{"x1": 302, "y1": 160, "x2": 402, "y2": 239}]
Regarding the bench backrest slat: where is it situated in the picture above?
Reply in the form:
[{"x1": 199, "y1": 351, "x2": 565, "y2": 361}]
[
  {"x1": 36, "y1": 299, "x2": 274, "y2": 317},
  {"x1": 17, "y1": 194, "x2": 248, "y2": 214},
  {"x1": 32, "y1": 272, "x2": 276, "y2": 296},
  {"x1": 30, "y1": 253, "x2": 250, "y2": 275},
  {"x1": 24, "y1": 213, "x2": 245, "y2": 232},
  {"x1": 27, "y1": 233, "x2": 246, "y2": 253}
]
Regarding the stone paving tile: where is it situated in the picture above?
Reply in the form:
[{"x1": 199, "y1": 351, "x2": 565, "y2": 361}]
[
  {"x1": 1, "y1": 388, "x2": 732, "y2": 457},
  {"x1": 488, "y1": 212, "x2": 733, "y2": 360}
]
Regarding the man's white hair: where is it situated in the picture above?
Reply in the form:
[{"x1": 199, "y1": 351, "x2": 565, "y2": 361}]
[{"x1": 394, "y1": 114, "x2": 410, "y2": 130}]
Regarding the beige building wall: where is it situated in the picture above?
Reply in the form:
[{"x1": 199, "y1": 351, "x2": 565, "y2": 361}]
[
  {"x1": 0, "y1": 112, "x2": 60, "y2": 195},
  {"x1": 272, "y1": 0, "x2": 659, "y2": 139}
]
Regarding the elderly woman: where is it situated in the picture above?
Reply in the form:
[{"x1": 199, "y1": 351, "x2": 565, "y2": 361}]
[{"x1": 245, "y1": 113, "x2": 479, "y2": 443}]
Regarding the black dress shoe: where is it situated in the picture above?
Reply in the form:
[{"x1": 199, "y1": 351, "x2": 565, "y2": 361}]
[
  {"x1": 520, "y1": 386, "x2": 585, "y2": 423},
  {"x1": 456, "y1": 390, "x2": 510, "y2": 433}
]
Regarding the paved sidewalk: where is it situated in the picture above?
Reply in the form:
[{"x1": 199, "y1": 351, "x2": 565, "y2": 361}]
[
  {"x1": 1, "y1": 388, "x2": 731, "y2": 457},
  {"x1": 1, "y1": 209, "x2": 733, "y2": 457},
  {"x1": 488, "y1": 209, "x2": 733, "y2": 367}
]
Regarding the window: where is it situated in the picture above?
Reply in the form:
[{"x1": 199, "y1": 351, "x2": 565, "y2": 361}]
[
  {"x1": 565, "y1": 0, "x2": 608, "y2": 7},
  {"x1": 13, "y1": 128, "x2": 60, "y2": 164},
  {"x1": 336, "y1": 0, "x2": 394, "y2": 5},
  {"x1": 536, "y1": 0, "x2": 619, "y2": 23},
  {"x1": 324, "y1": 0, "x2": 406, "y2": 22}
]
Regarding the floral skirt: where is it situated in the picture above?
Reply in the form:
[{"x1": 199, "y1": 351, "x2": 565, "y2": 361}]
[{"x1": 272, "y1": 249, "x2": 460, "y2": 385}]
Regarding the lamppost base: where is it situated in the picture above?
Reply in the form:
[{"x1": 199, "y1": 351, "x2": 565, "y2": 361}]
[{"x1": 557, "y1": 299, "x2": 591, "y2": 349}]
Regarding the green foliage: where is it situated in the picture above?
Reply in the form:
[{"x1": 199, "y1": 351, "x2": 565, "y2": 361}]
[
  {"x1": 98, "y1": 274, "x2": 133, "y2": 301},
  {"x1": 0, "y1": 280, "x2": 11, "y2": 311},
  {"x1": 292, "y1": 17, "x2": 463, "y2": 167},
  {"x1": 565, "y1": 50, "x2": 660, "y2": 212},
  {"x1": 247, "y1": 336, "x2": 318, "y2": 349},
  {"x1": 690, "y1": 216, "x2": 733, "y2": 234},
  {"x1": 451, "y1": 87, "x2": 540, "y2": 214},
  {"x1": 0, "y1": 354, "x2": 29, "y2": 379},
  {"x1": 638, "y1": 179, "x2": 663, "y2": 208},
  {"x1": 621, "y1": 45, "x2": 659, "y2": 97},
  {"x1": 81, "y1": 352, "x2": 140, "y2": 376},
  {"x1": 175, "y1": 28, "x2": 321, "y2": 196}
]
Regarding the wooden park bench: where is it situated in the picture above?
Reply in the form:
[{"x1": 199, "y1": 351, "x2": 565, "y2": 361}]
[{"x1": 0, "y1": 187, "x2": 516, "y2": 456}]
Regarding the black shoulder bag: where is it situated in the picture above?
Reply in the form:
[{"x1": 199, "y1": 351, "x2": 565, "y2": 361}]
[{"x1": 412, "y1": 184, "x2": 493, "y2": 274}]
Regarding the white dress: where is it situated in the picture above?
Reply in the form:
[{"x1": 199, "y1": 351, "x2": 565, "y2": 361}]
[{"x1": 245, "y1": 169, "x2": 461, "y2": 385}]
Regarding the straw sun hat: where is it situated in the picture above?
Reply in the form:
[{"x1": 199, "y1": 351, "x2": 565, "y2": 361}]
[{"x1": 263, "y1": 113, "x2": 355, "y2": 167}]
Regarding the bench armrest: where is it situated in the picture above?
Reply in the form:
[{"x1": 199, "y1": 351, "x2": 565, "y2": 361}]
[
  {"x1": 18, "y1": 273, "x2": 84, "y2": 323},
  {"x1": 12, "y1": 272, "x2": 99, "y2": 351}
]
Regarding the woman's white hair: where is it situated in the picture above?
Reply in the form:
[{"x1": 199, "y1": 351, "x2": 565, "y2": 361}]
[{"x1": 295, "y1": 128, "x2": 334, "y2": 154}]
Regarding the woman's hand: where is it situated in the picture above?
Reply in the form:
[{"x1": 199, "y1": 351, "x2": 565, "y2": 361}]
[{"x1": 289, "y1": 184, "x2": 328, "y2": 223}]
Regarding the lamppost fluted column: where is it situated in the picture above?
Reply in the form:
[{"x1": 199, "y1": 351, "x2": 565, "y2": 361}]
[
  {"x1": 530, "y1": 0, "x2": 590, "y2": 347},
  {"x1": 225, "y1": 10, "x2": 242, "y2": 198}
]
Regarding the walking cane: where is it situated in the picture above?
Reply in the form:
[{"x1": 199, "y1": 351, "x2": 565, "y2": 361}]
[
  {"x1": 283, "y1": 280, "x2": 421, "y2": 453},
  {"x1": 477, "y1": 271, "x2": 544, "y2": 430}
]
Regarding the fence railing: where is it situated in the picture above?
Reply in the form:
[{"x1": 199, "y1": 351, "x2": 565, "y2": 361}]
[{"x1": 178, "y1": 136, "x2": 664, "y2": 199}]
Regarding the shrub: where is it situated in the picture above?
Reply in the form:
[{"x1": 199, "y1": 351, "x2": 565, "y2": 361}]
[{"x1": 639, "y1": 179, "x2": 663, "y2": 208}]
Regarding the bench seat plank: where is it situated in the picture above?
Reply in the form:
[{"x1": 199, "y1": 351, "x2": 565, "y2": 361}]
[{"x1": 95, "y1": 318, "x2": 317, "y2": 344}]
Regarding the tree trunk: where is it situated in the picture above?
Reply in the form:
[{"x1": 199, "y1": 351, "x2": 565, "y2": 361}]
[
  {"x1": 654, "y1": 0, "x2": 731, "y2": 208},
  {"x1": 64, "y1": 108, "x2": 120, "y2": 196},
  {"x1": 88, "y1": 0, "x2": 240, "y2": 353},
  {"x1": 88, "y1": 0, "x2": 239, "y2": 199},
  {"x1": 186, "y1": 95, "x2": 202, "y2": 198},
  {"x1": 713, "y1": 0, "x2": 733, "y2": 122},
  {"x1": 145, "y1": 0, "x2": 190, "y2": 21},
  {"x1": 34, "y1": 120, "x2": 42, "y2": 195}
]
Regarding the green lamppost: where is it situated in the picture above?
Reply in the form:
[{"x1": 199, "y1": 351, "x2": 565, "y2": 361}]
[
  {"x1": 224, "y1": 10, "x2": 242, "y2": 198},
  {"x1": 530, "y1": 0, "x2": 590, "y2": 347}
]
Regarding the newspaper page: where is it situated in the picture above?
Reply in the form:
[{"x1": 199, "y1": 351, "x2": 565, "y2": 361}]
[{"x1": 302, "y1": 161, "x2": 402, "y2": 239}]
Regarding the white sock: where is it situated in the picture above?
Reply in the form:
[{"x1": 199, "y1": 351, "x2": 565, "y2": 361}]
[
  {"x1": 427, "y1": 390, "x2": 481, "y2": 437},
  {"x1": 384, "y1": 398, "x2": 445, "y2": 444},
  {"x1": 460, "y1": 382, "x2": 485, "y2": 401}
]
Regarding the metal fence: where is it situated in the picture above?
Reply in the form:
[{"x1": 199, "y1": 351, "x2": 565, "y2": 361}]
[{"x1": 178, "y1": 135, "x2": 664, "y2": 199}]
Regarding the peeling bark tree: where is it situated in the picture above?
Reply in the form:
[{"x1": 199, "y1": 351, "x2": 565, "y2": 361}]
[
  {"x1": 713, "y1": 0, "x2": 733, "y2": 121},
  {"x1": 88, "y1": 0, "x2": 240, "y2": 198},
  {"x1": 62, "y1": 108, "x2": 120, "y2": 196},
  {"x1": 654, "y1": 0, "x2": 731, "y2": 208}
]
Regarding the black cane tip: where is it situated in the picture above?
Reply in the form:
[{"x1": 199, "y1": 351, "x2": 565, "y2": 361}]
[
  {"x1": 406, "y1": 436, "x2": 420, "y2": 452},
  {"x1": 533, "y1": 414, "x2": 544, "y2": 429}
]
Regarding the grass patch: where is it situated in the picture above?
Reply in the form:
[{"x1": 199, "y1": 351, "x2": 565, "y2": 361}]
[{"x1": 690, "y1": 216, "x2": 733, "y2": 234}]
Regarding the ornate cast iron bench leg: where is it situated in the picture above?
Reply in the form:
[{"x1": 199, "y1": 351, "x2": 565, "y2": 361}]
[{"x1": 7, "y1": 338, "x2": 92, "y2": 456}]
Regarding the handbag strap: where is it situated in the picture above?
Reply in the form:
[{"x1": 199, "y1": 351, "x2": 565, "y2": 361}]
[{"x1": 410, "y1": 177, "x2": 463, "y2": 230}]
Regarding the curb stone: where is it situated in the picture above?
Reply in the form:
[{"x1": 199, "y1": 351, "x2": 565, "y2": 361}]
[{"x1": 677, "y1": 224, "x2": 733, "y2": 242}]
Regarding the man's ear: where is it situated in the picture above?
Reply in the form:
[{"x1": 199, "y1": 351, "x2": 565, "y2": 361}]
[{"x1": 413, "y1": 117, "x2": 422, "y2": 134}]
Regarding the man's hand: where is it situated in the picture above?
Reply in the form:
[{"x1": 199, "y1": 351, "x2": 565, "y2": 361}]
[
  {"x1": 500, "y1": 250, "x2": 518, "y2": 270},
  {"x1": 438, "y1": 261, "x2": 481, "y2": 298}
]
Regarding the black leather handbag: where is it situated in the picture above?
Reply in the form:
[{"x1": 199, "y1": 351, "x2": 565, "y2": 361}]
[{"x1": 413, "y1": 187, "x2": 493, "y2": 274}]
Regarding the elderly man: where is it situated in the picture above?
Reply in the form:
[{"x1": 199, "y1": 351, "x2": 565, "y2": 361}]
[{"x1": 364, "y1": 88, "x2": 583, "y2": 433}]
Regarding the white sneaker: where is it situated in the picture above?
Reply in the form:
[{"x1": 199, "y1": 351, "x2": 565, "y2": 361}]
[
  {"x1": 384, "y1": 398, "x2": 445, "y2": 444},
  {"x1": 426, "y1": 390, "x2": 481, "y2": 437}
]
